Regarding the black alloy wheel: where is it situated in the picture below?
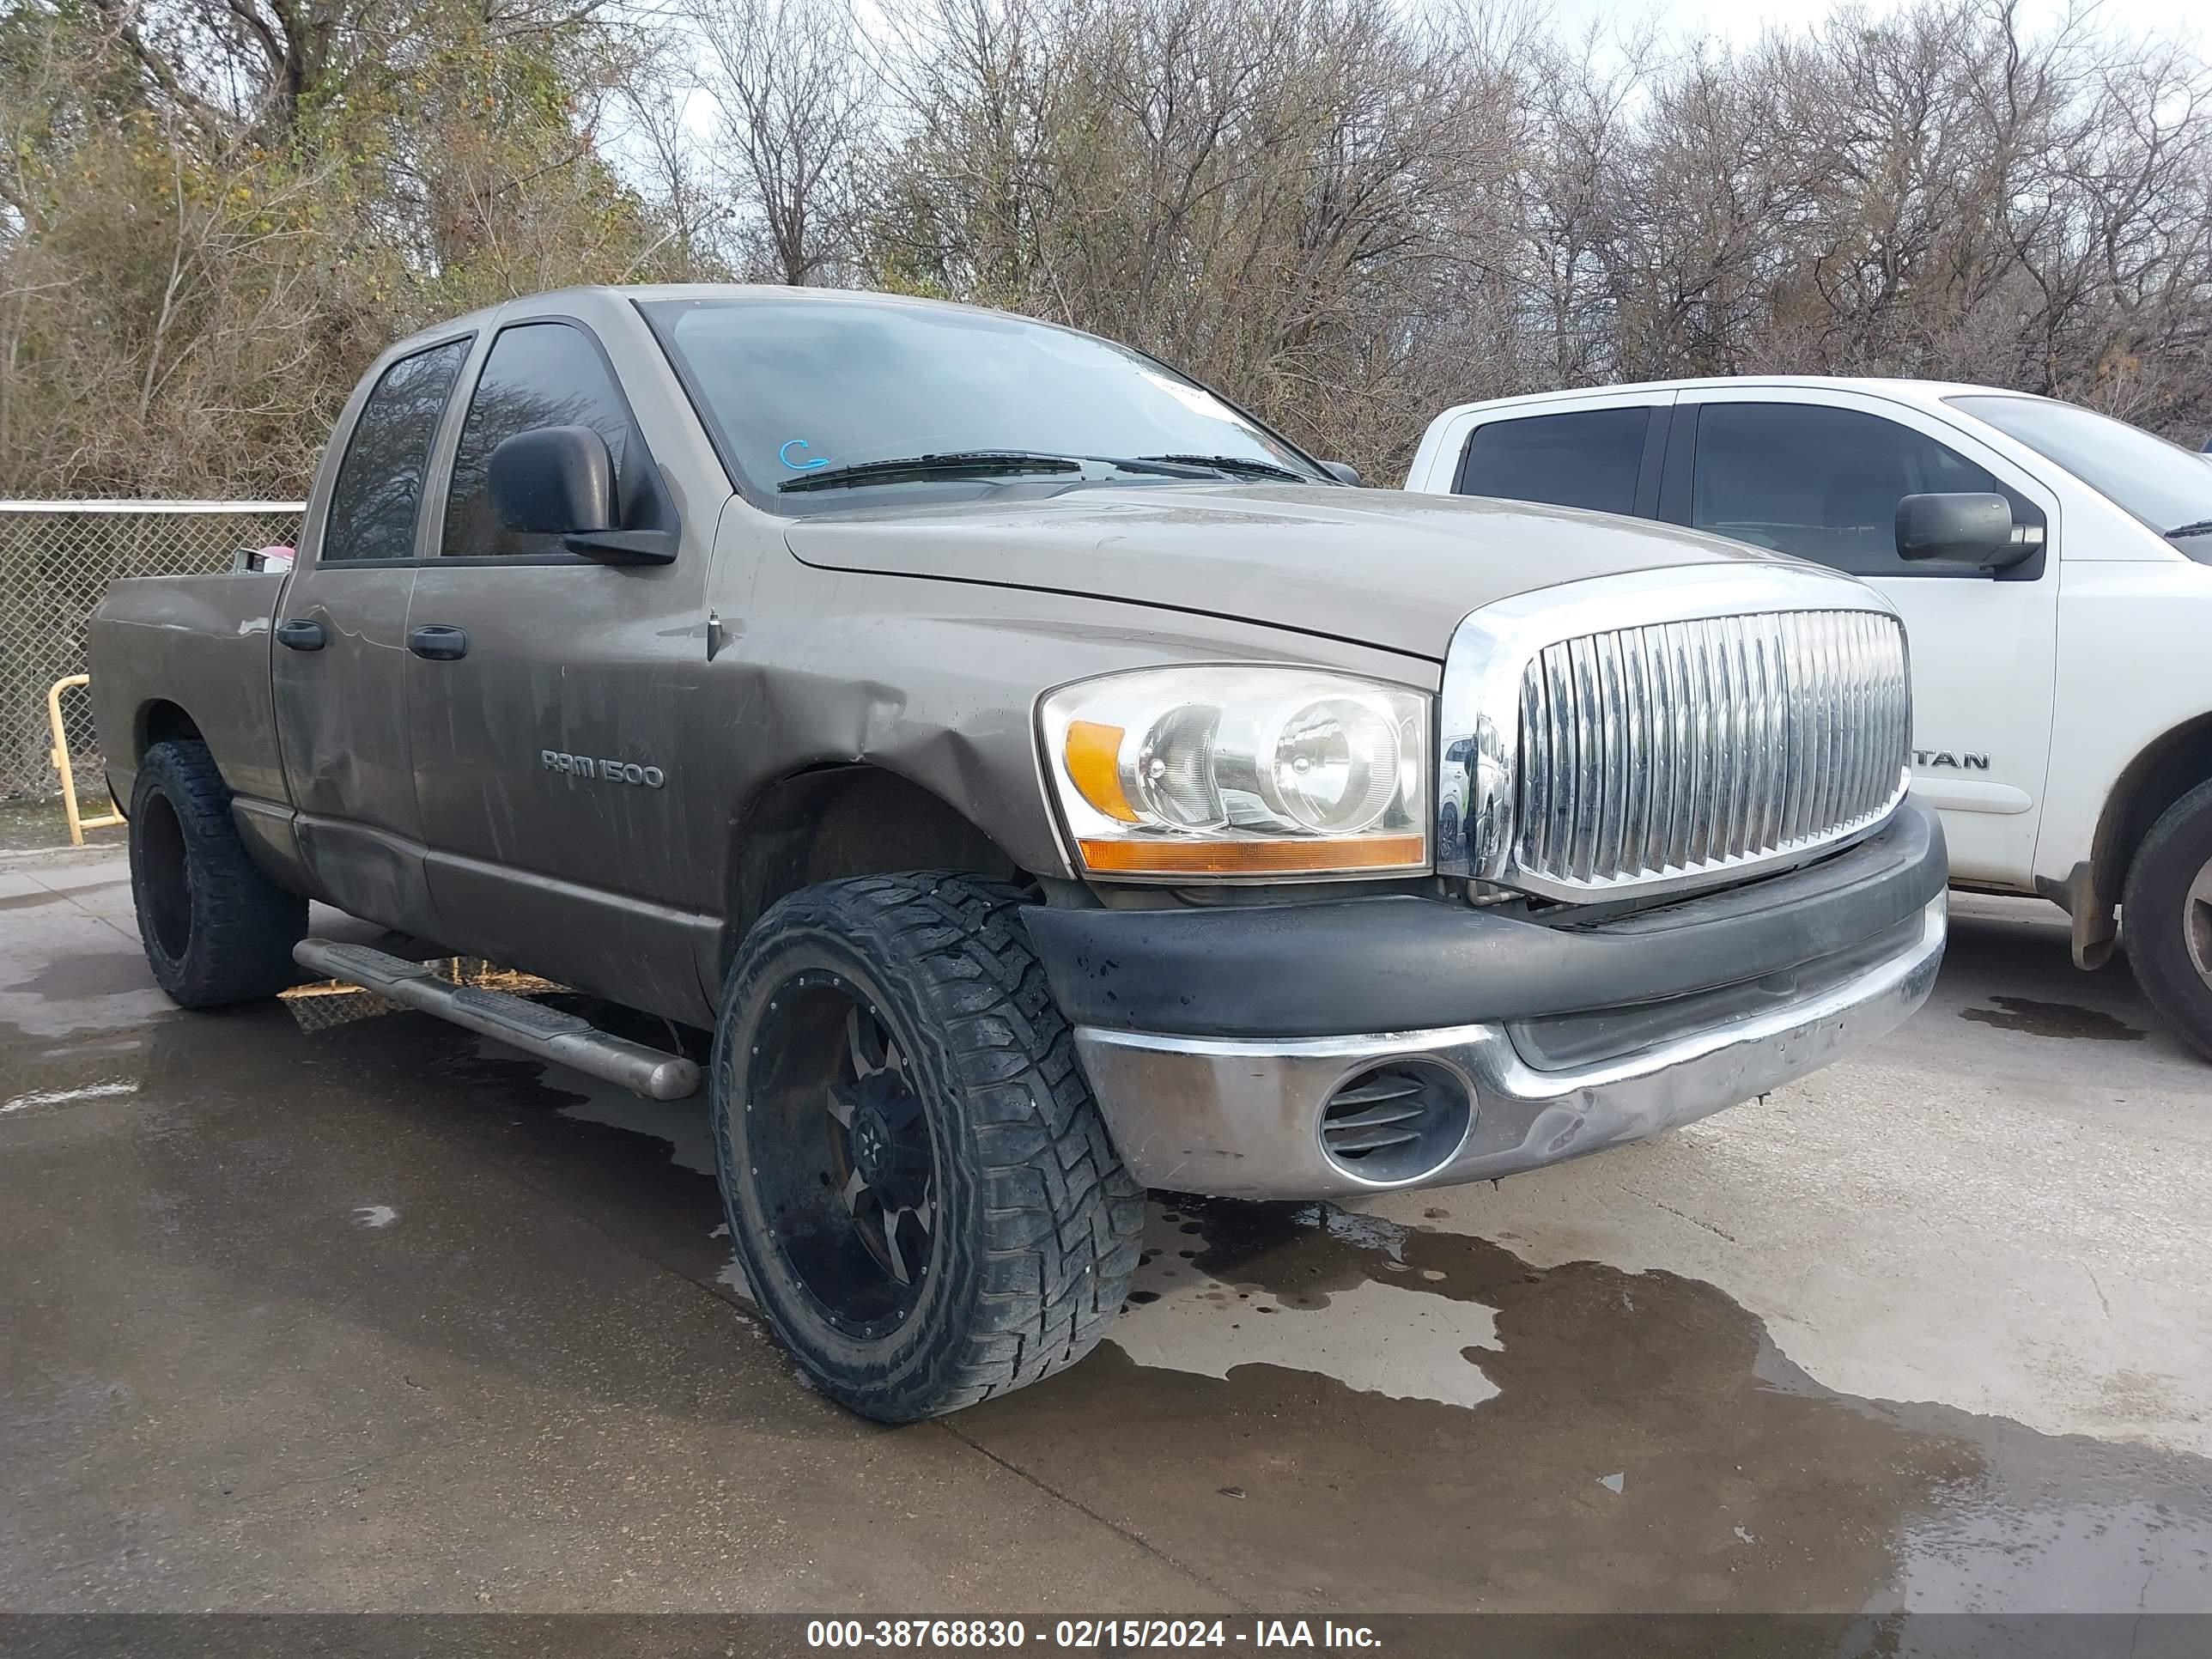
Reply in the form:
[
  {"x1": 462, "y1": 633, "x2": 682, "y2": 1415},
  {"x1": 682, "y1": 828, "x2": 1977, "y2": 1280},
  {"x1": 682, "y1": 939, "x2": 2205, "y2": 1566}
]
[
  {"x1": 749, "y1": 977, "x2": 941, "y2": 1335},
  {"x1": 711, "y1": 872, "x2": 1144, "y2": 1420}
]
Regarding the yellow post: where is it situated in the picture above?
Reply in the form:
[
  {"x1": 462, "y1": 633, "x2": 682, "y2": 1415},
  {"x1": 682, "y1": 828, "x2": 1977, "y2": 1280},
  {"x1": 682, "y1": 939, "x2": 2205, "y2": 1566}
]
[{"x1": 46, "y1": 674, "x2": 125, "y2": 847}]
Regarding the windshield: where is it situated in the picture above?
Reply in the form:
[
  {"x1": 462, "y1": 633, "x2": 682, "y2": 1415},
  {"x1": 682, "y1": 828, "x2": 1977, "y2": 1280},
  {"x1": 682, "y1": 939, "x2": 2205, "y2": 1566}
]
[
  {"x1": 1949, "y1": 394, "x2": 2212, "y2": 552},
  {"x1": 641, "y1": 295, "x2": 1326, "y2": 510}
]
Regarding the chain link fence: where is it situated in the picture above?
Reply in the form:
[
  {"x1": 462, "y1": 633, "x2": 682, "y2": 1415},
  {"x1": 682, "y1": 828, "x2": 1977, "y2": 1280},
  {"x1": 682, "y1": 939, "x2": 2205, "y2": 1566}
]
[{"x1": 2, "y1": 501, "x2": 305, "y2": 801}]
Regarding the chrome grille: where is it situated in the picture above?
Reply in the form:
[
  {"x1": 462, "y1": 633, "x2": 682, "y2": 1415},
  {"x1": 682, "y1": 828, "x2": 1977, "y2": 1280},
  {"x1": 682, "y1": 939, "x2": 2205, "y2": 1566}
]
[{"x1": 1511, "y1": 609, "x2": 1909, "y2": 895}]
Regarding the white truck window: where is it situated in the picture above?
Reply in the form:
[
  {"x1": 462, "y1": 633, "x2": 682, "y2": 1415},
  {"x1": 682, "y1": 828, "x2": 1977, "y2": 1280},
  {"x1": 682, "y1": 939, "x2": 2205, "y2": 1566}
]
[
  {"x1": 1456, "y1": 407, "x2": 1649, "y2": 515},
  {"x1": 1950, "y1": 393, "x2": 2212, "y2": 559},
  {"x1": 1691, "y1": 403, "x2": 2007, "y2": 576}
]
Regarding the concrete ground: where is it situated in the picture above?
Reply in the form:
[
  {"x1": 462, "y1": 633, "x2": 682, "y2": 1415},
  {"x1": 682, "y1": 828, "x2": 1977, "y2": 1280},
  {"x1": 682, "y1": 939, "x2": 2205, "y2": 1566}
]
[{"x1": 3, "y1": 837, "x2": 2209, "y2": 1615}]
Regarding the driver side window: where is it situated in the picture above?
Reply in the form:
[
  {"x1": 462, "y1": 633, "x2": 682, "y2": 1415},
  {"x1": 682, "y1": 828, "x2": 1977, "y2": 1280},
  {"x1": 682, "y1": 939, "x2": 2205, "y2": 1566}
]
[
  {"x1": 441, "y1": 321, "x2": 641, "y2": 559},
  {"x1": 1690, "y1": 403, "x2": 2008, "y2": 576}
]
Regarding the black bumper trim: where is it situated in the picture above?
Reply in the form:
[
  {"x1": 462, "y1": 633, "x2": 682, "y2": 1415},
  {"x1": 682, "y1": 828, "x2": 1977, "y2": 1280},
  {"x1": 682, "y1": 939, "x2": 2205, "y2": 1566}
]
[{"x1": 1024, "y1": 798, "x2": 1946, "y2": 1040}]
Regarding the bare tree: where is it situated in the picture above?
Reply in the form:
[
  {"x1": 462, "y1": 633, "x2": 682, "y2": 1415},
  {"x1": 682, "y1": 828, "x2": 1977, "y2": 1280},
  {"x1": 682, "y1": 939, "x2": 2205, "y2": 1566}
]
[
  {"x1": 688, "y1": 0, "x2": 875, "y2": 284},
  {"x1": 5, "y1": 0, "x2": 2212, "y2": 500}
]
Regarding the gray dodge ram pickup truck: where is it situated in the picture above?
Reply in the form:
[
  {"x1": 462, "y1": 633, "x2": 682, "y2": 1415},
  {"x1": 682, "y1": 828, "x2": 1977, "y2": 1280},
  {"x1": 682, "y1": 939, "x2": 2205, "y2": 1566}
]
[{"x1": 89, "y1": 284, "x2": 1946, "y2": 1419}]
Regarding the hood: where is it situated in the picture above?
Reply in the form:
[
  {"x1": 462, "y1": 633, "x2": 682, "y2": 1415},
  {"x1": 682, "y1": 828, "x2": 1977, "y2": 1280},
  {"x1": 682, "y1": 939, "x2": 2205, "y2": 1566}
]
[{"x1": 783, "y1": 483, "x2": 1798, "y2": 660}]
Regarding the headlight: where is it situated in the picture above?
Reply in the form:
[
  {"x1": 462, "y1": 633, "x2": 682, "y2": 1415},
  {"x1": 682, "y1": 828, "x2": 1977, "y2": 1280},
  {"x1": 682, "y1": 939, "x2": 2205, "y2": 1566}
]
[{"x1": 1040, "y1": 666, "x2": 1431, "y2": 878}]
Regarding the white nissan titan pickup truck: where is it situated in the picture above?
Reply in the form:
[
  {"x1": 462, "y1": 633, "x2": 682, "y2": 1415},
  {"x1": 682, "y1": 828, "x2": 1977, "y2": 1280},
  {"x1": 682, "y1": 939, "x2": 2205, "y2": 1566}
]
[{"x1": 1408, "y1": 378, "x2": 2212, "y2": 1059}]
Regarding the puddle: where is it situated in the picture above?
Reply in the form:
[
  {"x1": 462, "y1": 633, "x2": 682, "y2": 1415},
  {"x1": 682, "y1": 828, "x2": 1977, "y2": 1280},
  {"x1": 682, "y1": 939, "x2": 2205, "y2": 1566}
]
[
  {"x1": 122, "y1": 994, "x2": 738, "y2": 1295},
  {"x1": 0, "y1": 946, "x2": 173, "y2": 1042},
  {"x1": 541, "y1": 1059, "x2": 716, "y2": 1177},
  {"x1": 523, "y1": 1054, "x2": 741, "y2": 1291},
  {"x1": 1116, "y1": 1203, "x2": 1499, "y2": 1407},
  {"x1": 436, "y1": 1019, "x2": 735, "y2": 1287},
  {"x1": 0, "y1": 1034, "x2": 150, "y2": 1109},
  {"x1": 1, "y1": 1079, "x2": 139, "y2": 1115},
  {"x1": 1115, "y1": 1261, "x2": 1501, "y2": 1407},
  {"x1": 16, "y1": 983, "x2": 2209, "y2": 1613},
  {"x1": 954, "y1": 1195, "x2": 2212, "y2": 1612},
  {"x1": 3, "y1": 950, "x2": 157, "y2": 1000},
  {"x1": 1960, "y1": 996, "x2": 2145, "y2": 1042}
]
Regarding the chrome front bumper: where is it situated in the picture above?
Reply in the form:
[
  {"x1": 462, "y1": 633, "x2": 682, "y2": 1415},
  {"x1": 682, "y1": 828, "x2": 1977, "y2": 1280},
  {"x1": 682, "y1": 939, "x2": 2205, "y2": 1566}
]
[{"x1": 1073, "y1": 896, "x2": 1946, "y2": 1200}]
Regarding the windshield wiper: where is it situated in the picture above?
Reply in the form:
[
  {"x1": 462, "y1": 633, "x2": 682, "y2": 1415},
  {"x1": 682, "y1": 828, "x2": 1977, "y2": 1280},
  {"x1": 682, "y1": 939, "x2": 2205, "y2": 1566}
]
[
  {"x1": 2165, "y1": 520, "x2": 2212, "y2": 539},
  {"x1": 778, "y1": 451, "x2": 1082, "y2": 494},
  {"x1": 1085, "y1": 456, "x2": 1224, "y2": 477},
  {"x1": 1137, "y1": 453, "x2": 1312, "y2": 483}
]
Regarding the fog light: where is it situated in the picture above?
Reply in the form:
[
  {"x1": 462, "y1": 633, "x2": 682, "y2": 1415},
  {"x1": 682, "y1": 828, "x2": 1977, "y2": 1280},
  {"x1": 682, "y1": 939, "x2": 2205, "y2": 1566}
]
[{"x1": 1317, "y1": 1061, "x2": 1472, "y2": 1184}]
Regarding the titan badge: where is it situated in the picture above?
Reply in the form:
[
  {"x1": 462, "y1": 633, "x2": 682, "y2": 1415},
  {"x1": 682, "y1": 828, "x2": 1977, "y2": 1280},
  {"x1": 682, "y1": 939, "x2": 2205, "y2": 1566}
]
[{"x1": 1912, "y1": 749, "x2": 1992, "y2": 770}]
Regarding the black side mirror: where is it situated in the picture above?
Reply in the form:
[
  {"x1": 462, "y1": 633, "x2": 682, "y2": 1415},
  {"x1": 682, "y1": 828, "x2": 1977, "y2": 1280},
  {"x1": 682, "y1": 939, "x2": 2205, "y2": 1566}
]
[
  {"x1": 490, "y1": 426, "x2": 612, "y2": 534},
  {"x1": 1895, "y1": 492, "x2": 2021, "y2": 568},
  {"x1": 487, "y1": 426, "x2": 678, "y2": 565},
  {"x1": 1319, "y1": 460, "x2": 1364, "y2": 487}
]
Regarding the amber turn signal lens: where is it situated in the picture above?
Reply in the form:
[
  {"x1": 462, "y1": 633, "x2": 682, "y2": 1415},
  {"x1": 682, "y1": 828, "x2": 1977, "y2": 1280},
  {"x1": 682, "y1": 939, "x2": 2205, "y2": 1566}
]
[
  {"x1": 1063, "y1": 720, "x2": 1139, "y2": 823},
  {"x1": 1075, "y1": 834, "x2": 1426, "y2": 876}
]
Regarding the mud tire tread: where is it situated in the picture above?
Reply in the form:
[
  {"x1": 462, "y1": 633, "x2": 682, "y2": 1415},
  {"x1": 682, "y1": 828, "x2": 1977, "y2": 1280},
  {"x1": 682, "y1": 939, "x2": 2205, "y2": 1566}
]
[
  {"x1": 712, "y1": 872, "x2": 1144, "y2": 1421},
  {"x1": 2122, "y1": 776, "x2": 2212, "y2": 1063},
  {"x1": 128, "y1": 738, "x2": 307, "y2": 1008}
]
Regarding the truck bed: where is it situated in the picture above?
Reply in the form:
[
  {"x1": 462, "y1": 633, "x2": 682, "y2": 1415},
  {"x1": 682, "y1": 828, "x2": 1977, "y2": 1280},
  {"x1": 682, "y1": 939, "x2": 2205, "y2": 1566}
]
[{"x1": 88, "y1": 572, "x2": 289, "y2": 816}]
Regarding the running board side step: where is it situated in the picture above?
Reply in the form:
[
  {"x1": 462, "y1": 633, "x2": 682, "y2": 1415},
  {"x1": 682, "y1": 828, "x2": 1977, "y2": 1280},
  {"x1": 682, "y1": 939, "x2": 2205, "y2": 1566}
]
[{"x1": 292, "y1": 939, "x2": 702, "y2": 1101}]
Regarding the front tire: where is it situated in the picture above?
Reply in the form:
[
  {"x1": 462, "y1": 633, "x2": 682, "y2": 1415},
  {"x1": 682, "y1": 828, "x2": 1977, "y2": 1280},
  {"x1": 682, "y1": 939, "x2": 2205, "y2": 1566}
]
[
  {"x1": 128, "y1": 739, "x2": 307, "y2": 1007},
  {"x1": 711, "y1": 872, "x2": 1144, "y2": 1421},
  {"x1": 2122, "y1": 778, "x2": 2212, "y2": 1062}
]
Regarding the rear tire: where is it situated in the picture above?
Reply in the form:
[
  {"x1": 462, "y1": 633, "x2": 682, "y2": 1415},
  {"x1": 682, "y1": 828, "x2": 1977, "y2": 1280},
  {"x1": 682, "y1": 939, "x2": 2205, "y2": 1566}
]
[
  {"x1": 128, "y1": 739, "x2": 307, "y2": 1007},
  {"x1": 2122, "y1": 778, "x2": 2212, "y2": 1062},
  {"x1": 711, "y1": 872, "x2": 1144, "y2": 1421}
]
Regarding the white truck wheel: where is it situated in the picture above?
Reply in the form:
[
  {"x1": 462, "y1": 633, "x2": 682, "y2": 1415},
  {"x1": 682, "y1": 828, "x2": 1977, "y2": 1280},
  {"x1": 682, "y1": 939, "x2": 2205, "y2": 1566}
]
[{"x1": 2122, "y1": 778, "x2": 2212, "y2": 1062}]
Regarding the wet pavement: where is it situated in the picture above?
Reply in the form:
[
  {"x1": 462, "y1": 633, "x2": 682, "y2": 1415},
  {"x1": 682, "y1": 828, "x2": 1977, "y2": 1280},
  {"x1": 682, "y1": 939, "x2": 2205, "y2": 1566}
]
[{"x1": 3, "y1": 844, "x2": 2210, "y2": 1615}]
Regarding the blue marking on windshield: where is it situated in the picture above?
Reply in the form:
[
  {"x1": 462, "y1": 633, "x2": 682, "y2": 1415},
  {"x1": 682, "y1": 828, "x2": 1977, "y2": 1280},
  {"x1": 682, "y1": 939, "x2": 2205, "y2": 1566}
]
[{"x1": 779, "y1": 439, "x2": 829, "y2": 471}]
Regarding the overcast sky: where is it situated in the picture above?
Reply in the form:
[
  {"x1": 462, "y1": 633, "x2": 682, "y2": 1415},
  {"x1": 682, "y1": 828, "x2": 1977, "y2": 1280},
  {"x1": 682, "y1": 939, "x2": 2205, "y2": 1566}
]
[{"x1": 1546, "y1": 0, "x2": 2203, "y2": 48}]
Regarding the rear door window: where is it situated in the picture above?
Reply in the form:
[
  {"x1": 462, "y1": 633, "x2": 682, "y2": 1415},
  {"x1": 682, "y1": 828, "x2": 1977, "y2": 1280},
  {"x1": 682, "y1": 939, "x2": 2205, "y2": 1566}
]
[
  {"x1": 440, "y1": 322, "x2": 642, "y2": 559},
  {"x1": 1455, "y1": 407, "x2": 1651, "y2": 515},
  {"x1": 321, "y1": 339, "x2": 470, "y2": 562}
]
